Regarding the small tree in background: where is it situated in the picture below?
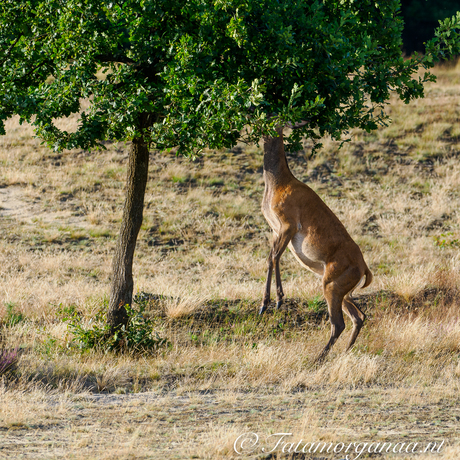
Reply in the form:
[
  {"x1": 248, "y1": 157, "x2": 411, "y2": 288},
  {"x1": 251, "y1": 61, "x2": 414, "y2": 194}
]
[
  {"x1": 1, "y1": 0, "x2": 459, "y2": 333},
  {"x1": 400, "y1": 0, "x2": 460, "y2": 54}
]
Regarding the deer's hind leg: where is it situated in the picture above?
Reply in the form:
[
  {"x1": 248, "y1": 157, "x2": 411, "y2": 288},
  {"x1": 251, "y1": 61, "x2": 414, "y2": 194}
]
[
  {"x1": 342, "y1": 293, "x2": 366, "y2": 351},
  {"x1": 316, "y1": 281, "x2": 346, "y2": 362},
  {"x1": 316, "y1": 265, "x2": 362, "y2": 362}
]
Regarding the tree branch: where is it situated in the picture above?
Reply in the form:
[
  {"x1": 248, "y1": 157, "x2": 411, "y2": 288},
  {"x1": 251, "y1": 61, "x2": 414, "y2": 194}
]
[
  {"x1": 0, "y1": 35, "x2": 22, "y2": 67},
  {"x1": 95, "y1": 54, "x2": 136, "y2": 64},
  {"x1": 12, "y1": 59, "x2": 51, "y2": 84}
]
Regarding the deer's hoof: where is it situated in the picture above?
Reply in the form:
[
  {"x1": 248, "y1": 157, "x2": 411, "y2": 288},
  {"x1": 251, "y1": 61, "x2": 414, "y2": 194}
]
[
  {"x1": 259, "y1": 305, "x2": 267, "y2": 315},
  {"x1": 276, "y1": 301, "x2": 282, "y2": 309}
]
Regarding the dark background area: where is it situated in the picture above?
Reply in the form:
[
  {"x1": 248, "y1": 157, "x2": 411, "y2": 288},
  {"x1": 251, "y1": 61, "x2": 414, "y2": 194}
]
[{"x1": 401, "y1": 0, "x2": 460, "y2": 54}]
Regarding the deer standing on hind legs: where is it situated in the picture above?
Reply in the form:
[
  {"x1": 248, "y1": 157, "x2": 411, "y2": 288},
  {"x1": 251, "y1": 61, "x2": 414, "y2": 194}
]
[{"x1": 259, "y1": 126, "x2": 372, "y2": 362}]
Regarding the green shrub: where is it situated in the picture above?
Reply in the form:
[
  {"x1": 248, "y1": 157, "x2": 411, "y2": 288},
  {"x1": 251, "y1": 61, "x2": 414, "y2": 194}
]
[
  {"x1": 5, "y1": 302, "x2": 25, "y2": 326},
  {"x1": 59, "y1": 301, "x2": 169, "y2": 353},
  {"x1": 433, "y1": 232, "x2": 460, "y2": 249}
]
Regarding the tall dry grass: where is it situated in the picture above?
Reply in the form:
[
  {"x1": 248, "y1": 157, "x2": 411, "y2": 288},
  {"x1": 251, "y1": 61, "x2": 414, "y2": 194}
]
[{"x1": 1, "y1": 62, "x2": 460, "y2": 458}]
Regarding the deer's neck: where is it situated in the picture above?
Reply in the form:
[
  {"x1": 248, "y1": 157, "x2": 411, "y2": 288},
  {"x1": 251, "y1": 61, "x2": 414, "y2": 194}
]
[{"x1": 263, "y1": 132, "x2": 294, "y2": 188}]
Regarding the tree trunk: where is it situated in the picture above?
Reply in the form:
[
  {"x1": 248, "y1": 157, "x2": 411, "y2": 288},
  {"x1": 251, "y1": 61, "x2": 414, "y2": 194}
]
[{"x1": 107, "y1": 134, "x2": 150, "y2": 331}]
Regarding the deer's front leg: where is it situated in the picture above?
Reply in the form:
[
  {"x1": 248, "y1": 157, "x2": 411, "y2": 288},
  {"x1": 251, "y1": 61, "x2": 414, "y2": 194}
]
[
  {"x1": 260, "y1": 227, "x2": 294, "y2": 315},
  {"x1": 274, "y1": 259, "x2": 284, "y2": 309},
  {"x1": 259, "y1": 250, "x2": 274, "y2": 315}
]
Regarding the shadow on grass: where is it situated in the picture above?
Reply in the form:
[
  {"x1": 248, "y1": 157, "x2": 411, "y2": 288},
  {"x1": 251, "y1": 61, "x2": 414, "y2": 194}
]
[
  {"x1": 137, "y1": 286, "x2": 460, "y2": 347},
  {"x1": 135, "y1": 292, "x2": 380, "y2": 346}
]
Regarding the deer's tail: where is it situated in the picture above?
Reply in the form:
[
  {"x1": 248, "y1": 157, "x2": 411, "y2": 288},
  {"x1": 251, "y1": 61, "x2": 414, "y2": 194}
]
[{"x1": 361, "y1": 267, "x2": 373, "y2": 289}]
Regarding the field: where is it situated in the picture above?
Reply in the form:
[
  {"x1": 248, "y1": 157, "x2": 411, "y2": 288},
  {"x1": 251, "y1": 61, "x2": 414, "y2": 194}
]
[{"x1": 1, "y1": 62, "x2": 460, "y2": 459}]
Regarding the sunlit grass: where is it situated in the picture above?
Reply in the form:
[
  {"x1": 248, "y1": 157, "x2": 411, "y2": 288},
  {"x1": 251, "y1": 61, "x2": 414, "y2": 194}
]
[{"x1": 1, "y1": 62, "x2": 460, "y2": 458}]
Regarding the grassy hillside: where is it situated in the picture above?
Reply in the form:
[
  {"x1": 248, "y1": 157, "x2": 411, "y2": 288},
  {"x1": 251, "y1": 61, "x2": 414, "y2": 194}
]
[{"x1": 1, "y1": 62, "x2": 460, "y2": 458}]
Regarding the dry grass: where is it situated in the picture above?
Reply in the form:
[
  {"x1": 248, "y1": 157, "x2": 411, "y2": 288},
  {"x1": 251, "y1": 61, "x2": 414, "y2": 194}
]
[{"x1": 2, "y1": 62, "x2": 460, "y2": 458}]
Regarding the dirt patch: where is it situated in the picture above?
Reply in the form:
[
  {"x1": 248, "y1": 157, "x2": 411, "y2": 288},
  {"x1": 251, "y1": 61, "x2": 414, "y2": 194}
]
[
  {"x1": 0, "y1": 186, "x2": 34, "y2": 220},
  {"x1": 0, "y1": 388, "x2": 458, "y2": 459},
  {"x1": 0, "y1": 186, "x2": 86, "y2": 227}
]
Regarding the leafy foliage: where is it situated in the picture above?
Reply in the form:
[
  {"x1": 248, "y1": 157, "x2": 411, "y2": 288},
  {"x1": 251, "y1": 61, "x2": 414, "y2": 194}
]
[
  {"x1": 2, "y1": 0, "x2": 459, "y2": 155},
  {"x1": 59, "y1": 301, "x2": 170, "y2": 353},
  {"x1": 426, "y1": 11, "x2": 460, "y2": 62}
]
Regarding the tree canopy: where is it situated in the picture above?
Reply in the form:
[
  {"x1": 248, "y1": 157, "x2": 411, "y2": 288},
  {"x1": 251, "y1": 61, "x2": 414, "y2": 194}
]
[
  {"x1": 2, "y1": 0, "x2": 458, "y2": 154},
  {"x1": 0, "y1": 0, "x2": 250, "y2": 153}
]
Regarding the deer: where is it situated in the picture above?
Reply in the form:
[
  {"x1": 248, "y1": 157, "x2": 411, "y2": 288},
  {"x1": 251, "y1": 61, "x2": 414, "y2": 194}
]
[{"x1": 259, "y1": 126, "x2": 372, "y2": 362}]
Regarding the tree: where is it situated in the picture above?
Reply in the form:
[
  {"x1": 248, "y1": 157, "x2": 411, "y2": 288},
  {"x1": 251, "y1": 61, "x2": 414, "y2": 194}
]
[
  {"x1": 1, "y1": 0, "x2": 459, "y2": 333},
  {"x1": 0, "y1": 0, "x2": 251, "y2": 332},
  {"x1": 400, "y1": 0, "x2": 460, "y2": 54}
]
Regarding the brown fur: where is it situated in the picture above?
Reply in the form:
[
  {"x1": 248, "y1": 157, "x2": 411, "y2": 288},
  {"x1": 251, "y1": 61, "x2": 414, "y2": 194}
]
[{"x1": 259, "y1": 128, "x2": 372, "y2": 361}]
